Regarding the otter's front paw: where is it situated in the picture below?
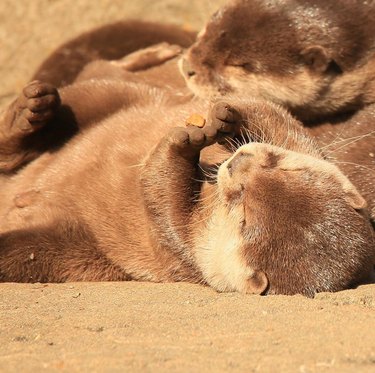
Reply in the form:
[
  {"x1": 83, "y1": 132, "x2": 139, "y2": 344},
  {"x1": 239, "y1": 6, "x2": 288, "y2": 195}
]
[
  {"x1": 166, "y1": 126, "x2": 218, "y2": 158},
  {"x1": 208, "y1": 101, "x2": 243, "y2": 143},
  {"x1": 113, "y1": 43, "x2": 182, "y2": 72},
  {"x1": 12, "y1": 81, "x2": 60, "y2": 134}
]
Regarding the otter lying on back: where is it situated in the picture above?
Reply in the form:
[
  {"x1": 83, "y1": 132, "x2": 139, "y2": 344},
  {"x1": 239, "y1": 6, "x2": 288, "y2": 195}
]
[
  {"x1": 181, "y1": 0, "x2": 375, "y2": 123},
  {"x1": 0, "y1": 65, "x2": 374, "y2": 296}
]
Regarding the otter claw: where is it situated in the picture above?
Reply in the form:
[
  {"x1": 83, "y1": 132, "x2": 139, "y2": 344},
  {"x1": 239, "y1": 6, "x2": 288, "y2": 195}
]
[
  {"x1": 209, "y1": 101, "x2": 242, "y2": 141},
  {"x1": 17, "y1": 81, "x2": 60, "y2": 132}
]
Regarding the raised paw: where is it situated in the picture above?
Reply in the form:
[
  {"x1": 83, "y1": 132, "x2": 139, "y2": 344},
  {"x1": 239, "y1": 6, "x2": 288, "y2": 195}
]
[
  {"x1": 113, "y1": 43, "x2": 183, "y2": 72},
  {"x1": 208, "y1": 101, "x2": 243, "y2": 143},
  {"x1": 166, "y1": 126, "x2": 218, "y2": 158},
  {"x1": 11, "y1": 81, "x2": 60, "y2": 134}
]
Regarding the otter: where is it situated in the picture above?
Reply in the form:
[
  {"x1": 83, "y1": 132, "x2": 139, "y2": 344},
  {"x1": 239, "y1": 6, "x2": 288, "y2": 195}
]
[
  {"x1": 32, "y1": 20, "x2": 196, "y2": 88},
  {"x1": 0, "y1": 44, "x2": 189, "y2": 173},
  {"x1": 308, "y1": 107, "x2": 375, "y2": 225},
  {"x1": 180, "y1": 0, "x2": 375, "y2": 123},
  {"x1": 177, "y1": 0, "x2": 374, "y2": 225},
  {"x1": 26, "y1": 8, "x2": 375, "y2": 224},
  {"x1": 0, "y1": 62, "x2": 374, "y2": 296},
  {"x1": 21, "y1": 26, "x2": 375, "y2": 228}
]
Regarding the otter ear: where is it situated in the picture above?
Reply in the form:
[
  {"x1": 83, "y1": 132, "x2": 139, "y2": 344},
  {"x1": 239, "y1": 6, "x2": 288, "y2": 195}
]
[
  {"x1": 342, "y1": 180, "x2": 367, "y2": 209},
  {"x1": 245, "y1": 270, "x2": 268, "y2": 295},
  {"x1": 344, "y1": 188, "x2": 367, "y2": 210},
  {"x1": 301, "y1": 45, "x2": 331, "y2": 73}
]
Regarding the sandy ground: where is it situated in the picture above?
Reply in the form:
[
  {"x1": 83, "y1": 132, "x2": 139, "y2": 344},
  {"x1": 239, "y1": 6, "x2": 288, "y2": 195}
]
[
  {"x1": 1, "y1": 283, "x2": 374, "y2": 372},
  {"x1": 0, "y1": 0, "x2": 225, "y2": 106},
  {"x1": 0, "y1": 1, "x2": 374, "y2": 372}
]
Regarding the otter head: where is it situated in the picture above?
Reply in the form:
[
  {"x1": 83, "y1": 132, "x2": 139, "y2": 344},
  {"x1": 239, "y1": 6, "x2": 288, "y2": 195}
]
[
  {"x1": 180, "y1": 0, "x2": 375, "y2": 121},
  {"x1": 196, "y1": 142, "x2": 374, "y2": 297}
]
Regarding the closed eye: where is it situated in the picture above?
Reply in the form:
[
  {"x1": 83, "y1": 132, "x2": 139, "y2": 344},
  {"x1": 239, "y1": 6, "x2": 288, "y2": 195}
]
[
  {"x1": 279, "y1": 168, "x2": 305, "y2": 172},
  {"x1": 227, "y1": 62, "x2": 253, "y2": 71}
]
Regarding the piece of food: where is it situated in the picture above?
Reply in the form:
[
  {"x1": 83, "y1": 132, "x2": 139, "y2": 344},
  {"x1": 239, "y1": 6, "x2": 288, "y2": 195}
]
[{"x1": 186, "y1": 113, "x2": 206, "y2": 128}]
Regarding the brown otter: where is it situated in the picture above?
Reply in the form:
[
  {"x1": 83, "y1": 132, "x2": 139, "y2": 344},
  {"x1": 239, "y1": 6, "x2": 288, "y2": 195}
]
[
  {"x1": 0, "y1": 45, "x2": 188, "y2": 173},
  {"x1": 78, "y1": 52, "x2": 375, "y2": 227},
  {"x1": 32, "y1": 20, "x2": 196, "y2": 88},
  {"x1": 25, "y1": 7, "x2": 375, "y2": 223},
  {"x1": 308, "y1": 107, "x2": 375, "y2": 225},
  {"x1": 178, "y1": 0, "x2": 375, "y2": 224},
  {"x1": 180, "y1": 0, "x2": 375, "y2": 123},
  {"x1": 0, "y1": 68, "x2": 373, "y2": 296}
]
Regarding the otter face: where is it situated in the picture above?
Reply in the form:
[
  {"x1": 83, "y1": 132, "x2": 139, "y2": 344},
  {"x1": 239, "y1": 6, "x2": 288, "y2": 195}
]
[
  {"x1": 180, "y1": 0, "x2": 375, "y2": 121},
  {"x1": 196, "y1": 143, "x2": 374, "y2": 297}
]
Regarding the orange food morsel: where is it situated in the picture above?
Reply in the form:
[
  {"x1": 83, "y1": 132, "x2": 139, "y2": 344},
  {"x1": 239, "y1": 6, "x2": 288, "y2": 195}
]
[{"x1": 186, "y1": 113, "x2": 206, "y2": 128}]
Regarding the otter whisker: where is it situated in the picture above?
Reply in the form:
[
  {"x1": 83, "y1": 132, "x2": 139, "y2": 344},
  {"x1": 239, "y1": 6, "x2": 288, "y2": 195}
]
[
  {"x1": 241, "y1": 128, "x2": 253, "y2": 144},
  {"x1": 127, "y1": 162, "x2": 146, "y2": 169},
  {"x1": 318, "y1": 128, "x2": 349, "y2": 152},
  {"x1": 195, "y1": 195, "x2": 221, "y2": 214},
  {"x1": 245, "y1": 120, "x2": 267, "y2": 144},
  {"x1": 320, "y1": 128, "x2": 373, "y2": 150},
  {"x1": 223, "y1": 136, "x2": 242, "y2": 151},
  {"x1": 322, "y1": 130, "x2": 375, "y2": 155},
  {"x1": 193, "y1": 197, "x2": 221, "y2": 220},
  {"x1": 193, "y1": 193, "x2": 219, "y2": 205},
  {"x1": 279, "y1": 120, "x2": 292, "y2": 149},
  {"x1": 197, "y1": 164, "x2": 219, "y2": 180},
  {"x1": 334, "y1": 161, "x2": 375, "y2": 174}
]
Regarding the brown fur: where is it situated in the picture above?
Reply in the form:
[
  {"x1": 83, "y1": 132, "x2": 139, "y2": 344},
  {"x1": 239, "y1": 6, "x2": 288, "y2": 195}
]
[
  {"x1": 23, "y1": 7, "x2": 374, "y2": 225},
  {"x1": 0, "y1": 50, "x2": 190, "y2": 173},
  {"x1": 179, "y1": 0, "x2": 375, "y2": 224},
  {"x1": 0, "y1": 15, "x2": 373, "y2": 295},
  {"x1": 308, "y1": 107, "x2": 375, "y2": 223},
  {"x1": 181, "y1": 0, "x2": 375, "y2": 123},
  {"x1": 0, "y1": 60, "x2": 373, "y2": 296},
  {"x1": 32, "y1": 20, "x2": 196, "y2": 88}
]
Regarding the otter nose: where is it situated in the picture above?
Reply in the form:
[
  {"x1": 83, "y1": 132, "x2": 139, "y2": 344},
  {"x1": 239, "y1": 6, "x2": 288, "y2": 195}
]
[
  {"x1": 227, "y1": 152, "x2": 253, "y2": 176},
  {"x1": 181, "y1": 58, "x2": 196, "y2": 78}
]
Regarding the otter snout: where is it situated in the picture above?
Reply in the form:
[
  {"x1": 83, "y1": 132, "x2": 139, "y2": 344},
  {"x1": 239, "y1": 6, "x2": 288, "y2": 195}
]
[
  {"x1": 227, "y1": 152, "x2": 254, "y2": 176},
  {"x1": 227, "y1": 148, "x2": 283, "y2": 177},
  {"x1": 180, "y1": 57, "x2": 196, "y2": 78}
]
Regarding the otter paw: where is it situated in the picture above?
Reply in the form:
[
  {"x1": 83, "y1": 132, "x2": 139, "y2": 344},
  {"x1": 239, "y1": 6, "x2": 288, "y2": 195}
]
[
  {"x1": 14, "y1": 81, "x2": 60, "y2": 133},
  {"x1": 209, "y1": 101, "x2": 242, "y2": 142},
  {"x1": 113, "y1": 43, "x2": 182, "y2": 72},
  {"x1": 167, "y1": 126, "x2": 218, "y2": 156}
]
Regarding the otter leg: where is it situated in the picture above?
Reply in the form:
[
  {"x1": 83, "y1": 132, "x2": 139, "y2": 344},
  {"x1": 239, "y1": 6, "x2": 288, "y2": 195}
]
[
  {"x1": 0, "y1": 223, "x2": 129, "y2": 283},
  {"x1": 112, "y1": 43, "x2": 182, "y2": 72},
  {"x1": 210, "y1": 100, "x2": 318, "y2": 155},
  {"x1": 0, "y1": 81, "x2": 60, "y2": 172},
  {"x1": 0, "y1": 79, "x2": 154, "y2": 173},
  {"x1": 208, "y1": 101, "x2": 243, "y2": 144},
  {"x1": 141, "y1": 117, "x2": 236, "y2": 254},
  {"x1": 76, "y1": 43, "x2": 182, "y2": 82}
]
